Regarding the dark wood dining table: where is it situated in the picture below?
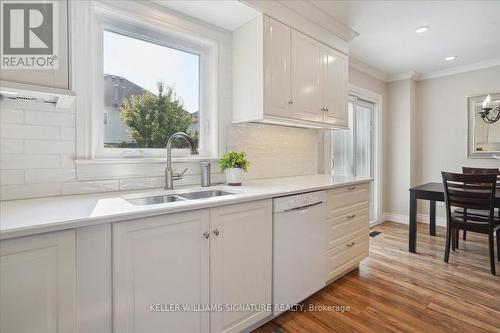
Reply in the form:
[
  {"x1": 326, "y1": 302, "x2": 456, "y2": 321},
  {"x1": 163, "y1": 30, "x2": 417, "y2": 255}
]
[{"x1": 408, "y1": 182, "x2": 500, "y2": 253}]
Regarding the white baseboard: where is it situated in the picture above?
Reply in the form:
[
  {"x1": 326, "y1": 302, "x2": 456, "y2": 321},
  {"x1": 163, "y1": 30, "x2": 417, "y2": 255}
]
[{"x1": 382, "y1": 213, "x2": 446, "y2": 227}]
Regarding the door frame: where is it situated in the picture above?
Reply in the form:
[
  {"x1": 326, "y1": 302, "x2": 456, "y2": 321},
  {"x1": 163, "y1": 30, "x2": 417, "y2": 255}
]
[{"x1": 323, "y1": 84, "x2": 383, "y2": 226}]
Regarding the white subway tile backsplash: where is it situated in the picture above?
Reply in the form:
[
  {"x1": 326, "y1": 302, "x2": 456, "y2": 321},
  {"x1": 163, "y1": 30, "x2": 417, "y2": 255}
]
[
  {"x1": 1, "y1": 124, "x2": 60, "y2": 140},
  {"x1": 60, "y1": 127, "x2": 76, "y2": 141},
  {"x1": 61, "y1": 180, "x2": 119, "y2": 195},
  {"x1": 61, "y1": 155, "x2": 76, "y2": 168},
  {"x1": 25, "y1": 140, "x2": 75, "y2": 154},
  {"x1": 0, "y1": 139, "x2": 24, "y2": 154},
  {"x1": 119, "y1": 177, "x2": 164, "y2": 191},
  {"x1": 25, "y1": 111, "x2": 76, "y2": 127},
  {"x1": 1, "y1": 154, "x2": 60, "y2": 169},
  {"x1": 0, "y1": 183, "x2": 60, "y2": 200},
  {"x1": 0, "y1": 109, "x2": 24, "y2": 123},
  {"x1": 0, "y1": 170, "x2": 25, "y2": 185},
  {"x1": 25, "y1": 168, "x2": 76, "y2": 184}
]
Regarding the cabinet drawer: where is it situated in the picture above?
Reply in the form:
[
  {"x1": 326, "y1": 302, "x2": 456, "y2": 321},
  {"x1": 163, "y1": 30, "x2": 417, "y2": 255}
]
[
  {"x1": 326, "y1": 231, "x2": 368, "y2": 280},
  {"x1": 327, "y1": 207, "x2": 369, "y2": 249},
  {"x1": 327, "y1": 183, "x2": 369, "y2": 218}
]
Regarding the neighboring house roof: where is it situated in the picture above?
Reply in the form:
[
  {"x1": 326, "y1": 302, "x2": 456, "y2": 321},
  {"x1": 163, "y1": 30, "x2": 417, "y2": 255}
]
[{"x1": 103, "y1": 74, "x2": 147, "y2": 109}]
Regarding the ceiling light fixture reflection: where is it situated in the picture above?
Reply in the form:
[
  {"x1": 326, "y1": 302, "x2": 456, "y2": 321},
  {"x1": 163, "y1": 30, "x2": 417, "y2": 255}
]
[
  {"x1": 415, "y1": 26, "x2": 429, "y2": 34},
  {"x1": 445, "y1": 56, "x2": 457, "y2": 61}
]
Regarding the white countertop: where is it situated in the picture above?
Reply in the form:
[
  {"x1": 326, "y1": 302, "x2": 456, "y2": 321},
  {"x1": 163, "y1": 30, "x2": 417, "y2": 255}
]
[{"x1": 0, "y1": 174, "x2": 371, "y2": 240}]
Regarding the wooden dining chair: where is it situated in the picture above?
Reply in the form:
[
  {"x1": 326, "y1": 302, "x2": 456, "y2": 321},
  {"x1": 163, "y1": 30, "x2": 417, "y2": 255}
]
[
  {"x1": 442, "y1": 172, "x2": 500, "y2": 275},
  {"x1": 460, "y1": 167, "x2": 500, "y2": 242}
]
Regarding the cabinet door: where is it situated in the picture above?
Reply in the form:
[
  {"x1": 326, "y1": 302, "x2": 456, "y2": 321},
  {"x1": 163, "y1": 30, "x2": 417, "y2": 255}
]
[
  {"x1": 323, "y1": 47, "x2": 348, "y2": 127},
  {"x1": 113, "y1": 210, "x2": 210, "y2": 333},
  {"x1": 291, "y1": 30, "x2": 324, "y2": 123},
  {"x1": 210, "y1": 200, "x2": 272, "y2": 333},
  {"x1": 264, "y1": 17, "x2": 291, "y2": 118},
  {"x1": 0, "y1": 230, "x2": 76, "y2": 333}
]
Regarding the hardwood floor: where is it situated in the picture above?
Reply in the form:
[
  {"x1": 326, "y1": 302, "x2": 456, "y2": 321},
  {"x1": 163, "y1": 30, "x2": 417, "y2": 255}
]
[{"x1": 253, "y1": 221, "x2": 500, "y2": 333}]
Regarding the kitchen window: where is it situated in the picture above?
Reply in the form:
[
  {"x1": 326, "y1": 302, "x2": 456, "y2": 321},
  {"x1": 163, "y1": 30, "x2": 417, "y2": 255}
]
[{"x1": 92, "y1": 13, "x2": 217, "y2": 159}]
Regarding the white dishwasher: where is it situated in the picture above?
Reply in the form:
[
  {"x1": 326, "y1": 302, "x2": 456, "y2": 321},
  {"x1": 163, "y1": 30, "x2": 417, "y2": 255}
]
[{"x1": 273, "y1": 190, "x2": 327, "y2": 315}]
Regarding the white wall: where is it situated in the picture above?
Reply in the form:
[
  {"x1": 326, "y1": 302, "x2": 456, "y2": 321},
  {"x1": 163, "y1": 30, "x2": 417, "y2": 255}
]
[
  {"x1": 415, "y1": 66, "x2": 500, "y2": 217},
  {"x1": 384, "y1": 79, "x2": 413, "y2": 216},
  {"x1": 383, "y1": 66, "x2": 500, "y2": 220}
]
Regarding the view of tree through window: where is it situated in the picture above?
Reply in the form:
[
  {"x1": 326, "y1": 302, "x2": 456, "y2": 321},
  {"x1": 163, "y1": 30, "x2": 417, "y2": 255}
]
[{"x1": 103, "y1": 30, "x2": 200, "y2": 149}]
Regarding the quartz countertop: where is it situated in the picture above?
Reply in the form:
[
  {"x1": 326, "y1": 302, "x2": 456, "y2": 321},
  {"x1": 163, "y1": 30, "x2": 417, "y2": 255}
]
[{"x1": 0, "y1": 174, "x2": 372, "y2": 240}]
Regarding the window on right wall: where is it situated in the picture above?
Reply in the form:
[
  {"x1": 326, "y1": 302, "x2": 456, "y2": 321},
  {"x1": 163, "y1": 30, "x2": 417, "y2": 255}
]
[{"x1": 331, "y1": 95, "x2": 375, "y2": 218}]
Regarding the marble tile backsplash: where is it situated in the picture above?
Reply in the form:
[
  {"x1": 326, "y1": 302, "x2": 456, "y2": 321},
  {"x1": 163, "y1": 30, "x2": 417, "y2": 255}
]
[
  {"x1": 226, "y1": 123, "x2": 321, "y2": 181},
  {"x1": 1, "y1": 98, "x2": 321, "y2": 200}
]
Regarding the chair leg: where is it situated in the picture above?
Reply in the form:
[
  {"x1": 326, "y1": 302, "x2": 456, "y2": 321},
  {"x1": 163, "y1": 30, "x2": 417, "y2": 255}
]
[
  {"x1": 444, "y1": 227, "x2": 451, "y2": 263},
  {"x1": 463, "y1": 230, "x2": 467, "y2": 241},
  {"x1": 496, "y1": 229, "x2": 500, "y2": 262},
  {"x1": 488, "y1": 232, "x2": 496, "y2": 275},
  {"x1": 455, "y1": 229, "x2": 459, "y2": 250}
]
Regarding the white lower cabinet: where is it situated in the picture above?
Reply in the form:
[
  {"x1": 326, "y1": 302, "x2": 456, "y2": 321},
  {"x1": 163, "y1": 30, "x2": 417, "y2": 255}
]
[
  {"x1": 113, "y1": 199, "x2": 273, "y2": 333},
  {"x1": 0, "y1": 230, "x2": 76, "y2": 333},
  {"x1": 210, "y1": 200, "x2": 272, "y2": 333},
  {"x1": 113, "y1": 209, "x2": 211, "y2": 333}
]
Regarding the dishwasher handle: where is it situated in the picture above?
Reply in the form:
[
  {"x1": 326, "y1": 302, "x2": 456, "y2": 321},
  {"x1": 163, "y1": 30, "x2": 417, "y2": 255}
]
[{"x1": 283, "y1": 201, "x2": 323, "y2": 213}]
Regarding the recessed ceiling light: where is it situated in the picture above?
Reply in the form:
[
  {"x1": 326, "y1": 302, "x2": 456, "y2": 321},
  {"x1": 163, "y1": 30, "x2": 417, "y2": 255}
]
[
  {"x1": 445, "y1": 56, "x2": 457, "y2": 61},
  {"x1": 415, "y1": 26, "x2": 430, "y2": 34}
]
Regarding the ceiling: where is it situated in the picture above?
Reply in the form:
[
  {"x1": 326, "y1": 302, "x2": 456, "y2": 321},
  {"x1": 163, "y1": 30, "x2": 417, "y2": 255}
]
[
  {"x1": 154, "y1": 0, "x2": 260, "y2": 31},
  {"x1": 311, "y1": 0, "x2": 500, "y2": 78}
]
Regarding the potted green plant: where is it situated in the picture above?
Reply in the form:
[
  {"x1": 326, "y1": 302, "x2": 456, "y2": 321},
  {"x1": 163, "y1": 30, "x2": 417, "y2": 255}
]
[{"x1": 218, "y1": 151, "x2": 249, "y2": 186}]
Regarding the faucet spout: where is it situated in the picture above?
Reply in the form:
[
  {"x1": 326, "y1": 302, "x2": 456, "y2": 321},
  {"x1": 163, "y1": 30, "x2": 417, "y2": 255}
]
[{"x1": 165, "y1": 132, "x2": 198, "y2": 190}]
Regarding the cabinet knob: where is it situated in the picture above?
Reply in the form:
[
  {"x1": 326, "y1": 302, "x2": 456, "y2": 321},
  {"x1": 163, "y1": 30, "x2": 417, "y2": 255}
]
[
  {"x1": 288, "y1": 99, "x2": 293, "y2": 105},
  {"x1": 347, "y1": 186, "x2": 356, "y2": 190},
  {"x1": 321, "y1": 107, "x2": 325, "y2": 111},
  {"x1": 213, "y1": 229, "x2": 220, "y2": 236},
  {"x1": 346, "y1": 241, "x2": 356, "y2": 247},
  {"x1": 325, "y1": 107, "x2": 329, "y2": 112},
  {"x1": 347, "y1": 213, "x2": 356, "y2": 219},
  {"x1": 203, "y1": 231, "x2": 210, "y2": 239}
]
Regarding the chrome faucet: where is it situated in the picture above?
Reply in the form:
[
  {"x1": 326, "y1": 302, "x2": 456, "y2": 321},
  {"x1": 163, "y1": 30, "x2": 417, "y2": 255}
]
[{"x1": 165, "y1": 132, "x2": 198, "y2": 190}]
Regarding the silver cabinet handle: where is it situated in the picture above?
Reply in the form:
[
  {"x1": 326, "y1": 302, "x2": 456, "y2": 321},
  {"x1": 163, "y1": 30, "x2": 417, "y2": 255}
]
[
  {"x1": 347, "y1": 213, "x2": 356, "y2": 219},
  {"x1": 288, "y1": 100, "x2": 293, "y2": 105},
  {"x1": 203, "y1": 231, "x2": 210, "y2": 239},
  {"x1": 213, "y1": 229, "x2": 220, "y2": 236},
  {"x1": 346, "y1": 241, "x2": 355, "y2": 247},
  {"x1": 325, "y1": 107, "x2": 329, "y2": 112},
  {"x1": 321, "y1": 107, "x2": 325, "y2": 111},
  {"x1": 347, "y1": 186, "x2": 356, "y2": 190}
]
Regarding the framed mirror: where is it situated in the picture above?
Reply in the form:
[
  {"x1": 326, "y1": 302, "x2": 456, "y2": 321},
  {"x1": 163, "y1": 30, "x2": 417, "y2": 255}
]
[{"x1": 468, "y1": 92, "x2": 500, "y2": 158}]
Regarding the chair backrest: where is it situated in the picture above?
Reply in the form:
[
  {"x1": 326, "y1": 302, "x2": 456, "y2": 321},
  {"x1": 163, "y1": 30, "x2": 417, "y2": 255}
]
[
  {"x1": 442, "y1": 172, "x2": 497, "y2": 223},
  {"x1": 462, "y1": 167, "x2": 500, "y2": 175}
]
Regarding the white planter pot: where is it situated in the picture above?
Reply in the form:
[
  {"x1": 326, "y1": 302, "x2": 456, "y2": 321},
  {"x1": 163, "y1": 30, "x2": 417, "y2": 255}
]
[{"x1": 225, "y1": 168, "x2": 243, "y2": 186}]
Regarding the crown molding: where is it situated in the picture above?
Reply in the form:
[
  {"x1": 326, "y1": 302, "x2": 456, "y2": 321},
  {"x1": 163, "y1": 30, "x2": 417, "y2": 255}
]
[
  {"x1": 418, "y1": 58, "x2": 500, "y2": 80},
  {"x1": 387, "y1": 71, "x2": 421, "y2": 82},
  {"x1": 349, "y1": 57, "x2": 389, "y2": 82},
  {"x1": 278, "y1": 0, "x2": 359, "y2": 42}
]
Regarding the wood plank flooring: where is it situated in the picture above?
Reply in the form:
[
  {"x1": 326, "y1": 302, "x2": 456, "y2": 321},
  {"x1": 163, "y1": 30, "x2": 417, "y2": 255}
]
[{"x1": 253, "y1": 221, "x2": 500, "y2": 333}]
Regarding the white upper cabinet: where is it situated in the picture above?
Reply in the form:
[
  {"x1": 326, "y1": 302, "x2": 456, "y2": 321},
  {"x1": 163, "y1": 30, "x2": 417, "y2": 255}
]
[
  {"x1": 291, "y1": 30, "x2": 324, "y2": 123},
  {"x1": 323, "y1": 47, "x2": 349, "y2": 127},
  {"x1": 233, "y1": 15, "x2": 349, "y2": 129},
  {"x1": 264, "y1": 17, "x2": 292, "y2": 118}
]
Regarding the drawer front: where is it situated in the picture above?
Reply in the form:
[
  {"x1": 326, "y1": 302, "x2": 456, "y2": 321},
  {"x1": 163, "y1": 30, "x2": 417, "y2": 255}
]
[
  {"x1": 327, "y1": 183, "x2": 369, "y2": 219},
  {"x1": 327, "y1": 207, "x2": 369, "y2": 249},
  {"x1": 326, "y1": 231, "x2": 369, "y2": 279}
]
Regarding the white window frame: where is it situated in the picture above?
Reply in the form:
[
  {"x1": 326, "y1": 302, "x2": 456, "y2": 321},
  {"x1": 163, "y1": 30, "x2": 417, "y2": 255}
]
[
  {"x1": 323, "y1": 84, "x2": 383, "y2": 226},
  {"x1": 71, "y1": 1, "x2": 220, "y2": 163},
  {"x1": 93, "y1": 12, "x2": 214, "y2": 159}
]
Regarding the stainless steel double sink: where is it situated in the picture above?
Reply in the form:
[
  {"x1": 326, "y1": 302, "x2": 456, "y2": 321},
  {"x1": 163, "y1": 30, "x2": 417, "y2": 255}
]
[{"x1": 126, "y1": 190, "x2": 234, "y2": 206}]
